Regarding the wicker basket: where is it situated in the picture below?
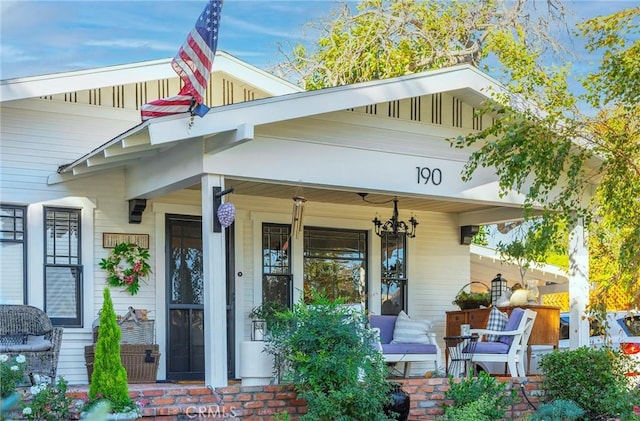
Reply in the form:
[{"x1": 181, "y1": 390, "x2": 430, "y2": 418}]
[
  {"x1": 119, "y1": 319, "x2": 155, "y2": 344},
  {"x1": 453, "y1": 281, "x2": 491, "y2": 310},
  {"x1": 85, "y1": 344, "x2": 160, "y2": 383}
]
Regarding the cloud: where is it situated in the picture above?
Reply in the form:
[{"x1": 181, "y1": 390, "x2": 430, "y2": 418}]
[{"x1": 84, "y1": 39, "x2": 177, "y2": 51}]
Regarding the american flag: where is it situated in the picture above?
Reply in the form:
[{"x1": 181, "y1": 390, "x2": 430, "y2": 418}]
[{"x1": 141, "y1": 0, "x2": 223, "y2": 120}]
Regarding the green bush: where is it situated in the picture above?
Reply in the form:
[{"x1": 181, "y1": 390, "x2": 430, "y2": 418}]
[
  {"x1": 538, "y1": 346, "x2": 638, "y2": 420},
  {"x1": 87, "y1": 287, "x2": 136, "y2": 414},
  {"x1": 439, "y1": 394, "x2": 497, "y2": 421},
  {"x1": 266, "y1": 292, "x2": 393, "y2": 421},
  {"x1": 441, "y1": 371, "x2": 516, "y2": 420},
  {"x1": 529, "y1": 399, "x2": 585, "y2": 421}
]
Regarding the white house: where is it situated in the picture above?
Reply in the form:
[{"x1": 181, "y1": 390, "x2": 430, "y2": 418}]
[{"x1": 0, "y1": 52, "x2": 591, "y2": 387}]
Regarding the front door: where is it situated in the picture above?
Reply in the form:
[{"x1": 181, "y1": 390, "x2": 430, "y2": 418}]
[{"x1": 166, "y1": 214, "x2": 204, "y2": 381}]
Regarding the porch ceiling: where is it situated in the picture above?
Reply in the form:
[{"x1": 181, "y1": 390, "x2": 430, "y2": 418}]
[{"x1": 218, "y1": 178, "x2": 498, "y2": 214}]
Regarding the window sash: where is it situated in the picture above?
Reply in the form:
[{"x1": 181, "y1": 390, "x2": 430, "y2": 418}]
[
  {"x1": 303, "y1": 227, "x2": 368, "y2": 305},
  {"x1": 0, "y1": 205, "x2": 27, "y2": 304},
  {"x1": 262, "y1": 224, "x2": 292, "y2": 307},
  {"x1": 44, "y1": 207, "x2": 82, "y2": 327}
]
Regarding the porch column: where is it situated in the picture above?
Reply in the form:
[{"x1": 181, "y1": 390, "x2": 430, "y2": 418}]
[
  {"x1": 201, "y1": 174, "x2": 228, "y2": 387},
  {"x1": 568, "y1": 216, "x2": 590, "y2": 349}
]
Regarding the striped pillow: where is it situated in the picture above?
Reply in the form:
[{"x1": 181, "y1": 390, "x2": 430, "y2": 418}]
[
  {"x1": 486, "y1": 307, "x2": 508, "y2": 341},
  {"x1": 391, "y1": 311, "x2": 433, "y2": 344}
]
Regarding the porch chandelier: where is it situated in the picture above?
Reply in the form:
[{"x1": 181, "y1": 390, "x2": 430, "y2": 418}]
[{"x1": 372, "y1": 196, "x2": 418, "y2": 238}]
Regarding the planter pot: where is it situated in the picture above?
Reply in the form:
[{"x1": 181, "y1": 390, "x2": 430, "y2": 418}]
[
  {"x1": 239, "y1": 341, "x2": 274, "y2": 386},
  {"x1": 384, "y1": 383, "x2": 410, "y2": 421}
]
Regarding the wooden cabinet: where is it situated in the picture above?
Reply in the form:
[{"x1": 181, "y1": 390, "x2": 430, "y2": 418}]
[{"x1": 446, "y1": 305, "x2": 560, "y2": 348}]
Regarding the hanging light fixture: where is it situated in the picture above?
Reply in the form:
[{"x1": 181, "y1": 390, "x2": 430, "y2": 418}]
[{"x1": 372, "y1": 196, "x2": 418, "y2": 238}]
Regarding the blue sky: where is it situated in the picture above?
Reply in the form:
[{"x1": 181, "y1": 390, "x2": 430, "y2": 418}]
[{"x1": 0, "y1": 0, "x2": 638, "y2": 81}]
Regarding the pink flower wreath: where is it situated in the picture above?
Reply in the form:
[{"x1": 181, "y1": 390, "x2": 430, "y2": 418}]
[{"x1": 99, "y1": 243, "x2": 151, "y2": 296}]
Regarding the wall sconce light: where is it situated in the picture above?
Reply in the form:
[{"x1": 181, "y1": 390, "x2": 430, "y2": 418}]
[
  {"x1": 291, "y1": 195, "x2": 307, "y2": 238},
  {"x1": 372, "y1": 197, "x2": 418, "y2": 238},
  {"x1": 460, "y1": 225, "x2": 479, "y2": 245}
]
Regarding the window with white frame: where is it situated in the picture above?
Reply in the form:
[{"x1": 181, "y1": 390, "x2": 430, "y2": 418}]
[
  {"x1": 44, "y1": 207, "x2": 82, "y2": 327},
  {"x1": 0, "y1": 205, "x2": 27, "y2": 304}
]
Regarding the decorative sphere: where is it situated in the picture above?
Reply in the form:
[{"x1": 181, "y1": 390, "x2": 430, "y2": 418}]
[{"x1": 217, "y1": 202, "x2": 236, "y2": 227}]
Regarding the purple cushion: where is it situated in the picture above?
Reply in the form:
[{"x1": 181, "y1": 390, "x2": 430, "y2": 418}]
[
  {"x1": 370, "y1": 315, "x2": 397, "y2": 345},
  {"x1": 465, "y1": 341, "x2": 510, "y2": 354},
  {"x1": 382, "y1": 343, "x2": 437, "y2": 355},
  {"x1": 499, "y1": 308, "x2": 525, "y2": 346}
]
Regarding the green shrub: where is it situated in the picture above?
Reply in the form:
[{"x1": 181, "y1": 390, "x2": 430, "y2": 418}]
[
  {"x1": 529, "y1": 399, "x2": 585, "y2": 421},
  {"x1": 442, "y1": 371, "x2": 516, "y2": 420},
  {"x1": 266, "y1": 292, "x2": 392, "y2": 421},
  {"x1": 538, "y1": 346, "x2": 637, "y2": 420},
  {"x1": 440, "y1": 394, "x2": 497, "y2": 421},
  {"x1": 87, "y1": 287, "x2": 136, "y2": 414}
]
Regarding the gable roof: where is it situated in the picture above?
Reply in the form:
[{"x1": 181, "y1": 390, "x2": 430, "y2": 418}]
[
  {"x1": 53, "y1": 64, "x2": 505, "y2": 180},
  {"x1": 0, "y1": 51, "x2": 301, "y2": 102}
]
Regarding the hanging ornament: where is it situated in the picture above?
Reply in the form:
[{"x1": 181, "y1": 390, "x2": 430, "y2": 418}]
[{"x1": 217, "y1": 202, "x2": 236, "y2": 228}]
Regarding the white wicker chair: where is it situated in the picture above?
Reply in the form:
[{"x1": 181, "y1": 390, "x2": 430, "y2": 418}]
[{"x1": 0, "y1": 304, "x2": 63, "y2": 379}]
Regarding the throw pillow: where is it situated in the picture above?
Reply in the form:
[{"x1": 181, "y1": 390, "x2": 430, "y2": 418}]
[
  {"x1": 0, "y1": 333, "x2": 27, "y2": 346},
  {"x1": 499, "y1": 307, "x2": 525, "y2": 346},
  {"x1": 391, "y1": 311, "x2": 433, "y2": 344},
  {"x1": 485, "y1": 306, "x2": 508, "y2": 341}
]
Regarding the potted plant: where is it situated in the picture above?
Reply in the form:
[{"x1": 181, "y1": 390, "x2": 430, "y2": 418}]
[
  {"x1": 83, "y1": 287, "x2": 141, "y2": 420},
  {"x1": 452, "y1": 282, "x2": 491, "y2": 310},
  {"x1": 248, "y1": 300, "x2": 288, "y2": 340}
]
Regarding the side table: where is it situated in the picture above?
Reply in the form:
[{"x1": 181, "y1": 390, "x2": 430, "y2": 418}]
[{"x1": 444, "y1": 335, "x2": 478, "y2": 378}]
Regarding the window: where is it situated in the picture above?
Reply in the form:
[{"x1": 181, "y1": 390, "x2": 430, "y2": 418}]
[
  {"x1": 380, "y1": 233, "x2": 407, "y2": 315},
  {"x1": 0, "y1": 205, "x2": 27, "y2": 304},
  {"x1": 303, "y1": 227, "x2": 367, "y2": 305},
  {"x1": 262, "y1": 224, "x2": 292, "y2": 307},
  {"x1": 44, "y1": 207, "x2": 82, "y2": 327}
]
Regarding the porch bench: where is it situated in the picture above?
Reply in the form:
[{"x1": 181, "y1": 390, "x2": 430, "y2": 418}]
[
  {"x1": 0, "y1": 304, "x2": 63, "y2": 379},
  {"x1": 370, "y1": 314, "x2": 441, "y2": 377}
]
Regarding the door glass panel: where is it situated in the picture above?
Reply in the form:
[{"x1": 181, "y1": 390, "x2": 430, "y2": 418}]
[{"x1": 170, "y1": 231, "x2": 203, "y2": 305}]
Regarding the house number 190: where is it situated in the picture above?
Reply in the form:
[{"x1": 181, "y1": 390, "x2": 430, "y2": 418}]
[{"x1": 416, "y1": 167, "x2": 442, "y2": 185}]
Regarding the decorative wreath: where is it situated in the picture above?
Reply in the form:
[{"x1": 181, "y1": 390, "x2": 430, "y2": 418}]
[{"x1": 99, "y1": 243, "x2": 151, "y2": 296}]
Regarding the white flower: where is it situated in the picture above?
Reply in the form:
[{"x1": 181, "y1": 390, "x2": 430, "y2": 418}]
[
  {"x1": 22, "y1": 407, "x2": 33, "y2": 416},
  {"x1": 16, "y1": 354, "x2": 26, "y2": 363},
  {"x1": 10, "y1": 365, "x2": 19, "y2": 371},
  {"x1": 0, "y1": 354, "x2": 8, "y2": 363},
  {"x1": 30, "y1": 384, "x2": 43, "y2": 395},
  {"x1": 32, "y1": 373, "x2": 41, "y2": 384}
]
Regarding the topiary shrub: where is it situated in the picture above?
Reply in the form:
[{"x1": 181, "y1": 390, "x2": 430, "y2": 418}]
[
  {"x1": 87, "y1": 287, "x2": 135, "y2": 414},
  {"x1": 538, "y1": 346, "x2": 637, "y2": 420},
  {"x1": 441, "y1": 371, "x2": 516, "y2": 420},
  {"x1": 266, "y1": 291, "x2": 393, "y2": 421}
]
